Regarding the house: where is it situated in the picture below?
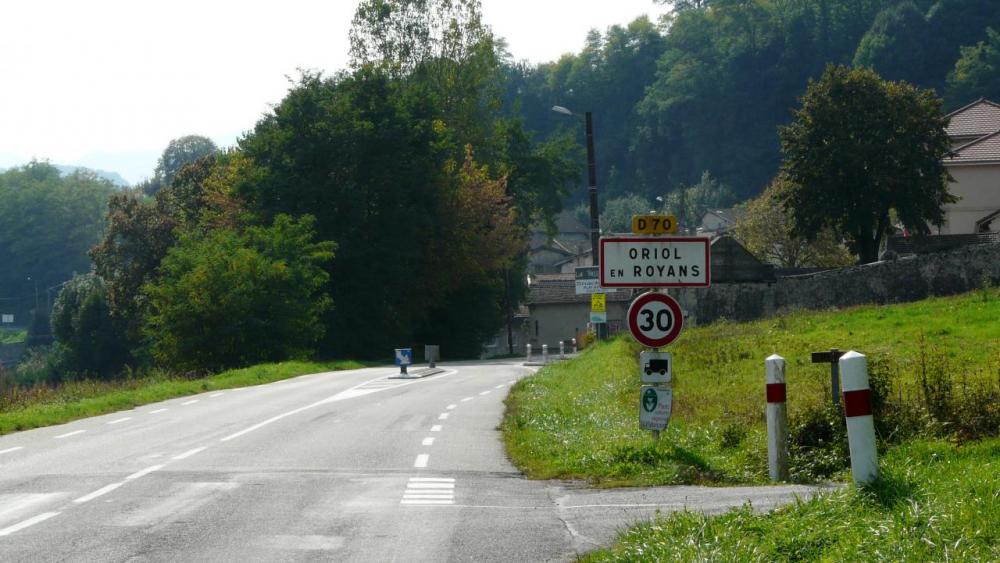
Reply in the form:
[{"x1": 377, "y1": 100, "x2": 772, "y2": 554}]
[
  {"x1": 699, "y1": 208, "x2": 745, "y2": 235},
  {"x1": 528, "y1": 211, "x2": 593, "y2": 274},
  {"x1": 941, "y1": 98, "x2": 1000, "y2": 234},
  {"x1": 524, "y1": 273, "x2": 630, "y2": 350}
]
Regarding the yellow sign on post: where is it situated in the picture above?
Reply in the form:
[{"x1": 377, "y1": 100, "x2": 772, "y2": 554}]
[
  {"x1": 591, "y1": 293, "x2": 606, "y2": 313},
  {"x1": 632, "y1": 215, "x2": 678, "y2": 235}
]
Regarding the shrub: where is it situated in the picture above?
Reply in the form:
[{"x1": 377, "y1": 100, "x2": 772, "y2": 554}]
[
  {"x1": 51, "y1": 273, "x2": 130, "y2": 379},
  {"x1": 142, "y1": 214, "x2": 334, "y2": 372}
]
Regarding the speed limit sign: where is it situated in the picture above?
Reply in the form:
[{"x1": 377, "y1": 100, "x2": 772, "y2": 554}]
[{"x1": 627, "y1": 291, "x2": 684, "y2": 348}]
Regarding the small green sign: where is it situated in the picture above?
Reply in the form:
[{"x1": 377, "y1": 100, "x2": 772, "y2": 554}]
[{"x1": 642, "y1": 388, "x2": 658, "y2": 412}]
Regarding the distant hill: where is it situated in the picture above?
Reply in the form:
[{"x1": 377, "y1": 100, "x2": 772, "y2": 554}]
[
  {"x1": 53, "y1": 165, "x2": 129, "y2": 187},
  {"x1": 0, "y1": 163, "x2": 129, "y2": 187}
]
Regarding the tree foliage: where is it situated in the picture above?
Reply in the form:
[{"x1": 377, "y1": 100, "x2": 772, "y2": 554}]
[
  {"x1": 732, "y1": 174, "x2": 854, "y2": 268},
  {"x1": 51, "y1": 274, "x2": 129, "y2": 377},
  {"x1": 142, "y1": 215, "x2": 334, "y2": 372},
  {"x1": 778, "y1": 65, "x2": 954, "y2": 264},
  {"x1": 151, "y1": 135, "x2": 218, "y2": 193},
  {"x1": 0, "y1": 162, "x2": 116, "y2": 320},
  {"x1": 946, "y1": 27, "x2": 1000, "y2": 107},
  {"x1": 662, "y1": 171, "x2": 736, "y2": 232}
]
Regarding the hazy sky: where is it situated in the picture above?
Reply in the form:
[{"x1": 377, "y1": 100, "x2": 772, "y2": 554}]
[{"x1": 0, "y1": 0, "x2": 667, "y2": 184}]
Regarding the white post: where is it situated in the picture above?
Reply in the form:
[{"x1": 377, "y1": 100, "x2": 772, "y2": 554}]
[
  {"x1": 542, "y1": 344, "x2": 549, "y2": 364},
  {"x1": 526, "y1": 343, "x2": 532, "y2": 362},
  {"x1": 765, "y1": 354, "x2": 789, "y2": 482},
  {"x1": 572, "y1": 338, "x2": 577, "y2": 354},
  {"x1": 840, "y1": 351, "x2": 878, "y2": 485},
  {"x1": 559, "y1": 341, "x2": 565, "y2": 359}
]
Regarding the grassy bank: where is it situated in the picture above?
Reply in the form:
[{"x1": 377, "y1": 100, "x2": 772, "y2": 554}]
[
  {"x1": 501, "y1": 290, "x2": 1000, "y2": 486},
  {"x1": 0, "y1": 359, "x2": 367, "y2": 435},
  {"x1": 584, "y1": 438, "x2": 1000, "y2": 561}
]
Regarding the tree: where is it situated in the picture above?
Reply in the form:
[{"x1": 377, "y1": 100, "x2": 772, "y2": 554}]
[
  {"x1": 151, "y1": 135, "x2": 218, "y2": 193},
  {"x1": 946, "y1": 27, "x2": 1000, "y2": 107},
  {"x1": 597, "y1": 194, "x2": 656, "y2": 234},
  {"x1": 662, "y1": 171, "x2": 736, "y2": 232},
  {"x1": 51, "y1": 274, "x2": 129, "y2": 378},
  {"x1": 853, "y1": 2, "x2": 934, "y2": 89},
  {"x1": 0, "y1": 161, "x2": 116, "y2": 321},
  {"x1": 779, "y1": 65, "x2": 954, "y2": 264},
  {"x1": 142, "y1": 215, "x2": 334, "y2": 372},
  {"x1": 732, "y1": 173, "x2": 854, "y2": 268}
]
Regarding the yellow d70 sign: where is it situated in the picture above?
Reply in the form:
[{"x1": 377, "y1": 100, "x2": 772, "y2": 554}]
[{"x1": 632, "y1": 215, "x2": 678, "y2": 234}]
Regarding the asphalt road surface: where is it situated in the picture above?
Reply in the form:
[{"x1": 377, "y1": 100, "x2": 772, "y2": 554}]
[{"x1": 0, "y1": 361, "x2": 829, "y2": 562}]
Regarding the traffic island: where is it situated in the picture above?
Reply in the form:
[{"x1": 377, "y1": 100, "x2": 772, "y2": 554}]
[{"x1": 388, "y1": 367, "x2": 444, "y2": 379}]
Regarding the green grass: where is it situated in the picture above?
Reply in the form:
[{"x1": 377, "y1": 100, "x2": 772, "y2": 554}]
[
  {"x1": 583, "y1": 438, "x2": 1000, "y2": 561},
  {"x1": 0, "y1": 359, "x2": 367, "y2": 435},
  {"x1": 0, "y1": 329, "x2": 26, "y2": 344},
  {"x1": 501, "y1": 291, "x2": 1000, "y2": 486}
]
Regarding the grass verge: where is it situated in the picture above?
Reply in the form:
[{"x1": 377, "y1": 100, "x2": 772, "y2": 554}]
[
  {"x1": 501, "y1": 291, "x2": 1000, "y2": 486},
  {"x1": 582, "y1": 437, "x2": 1000, "y2": 561},
  {"x1": 0, "y1": 359, "x2": 367, "y2": 435}
]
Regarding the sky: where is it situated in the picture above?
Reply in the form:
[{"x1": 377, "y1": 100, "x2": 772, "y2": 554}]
[{"x1": 0, "y1": 1, "x2": 668, "y2": 184}]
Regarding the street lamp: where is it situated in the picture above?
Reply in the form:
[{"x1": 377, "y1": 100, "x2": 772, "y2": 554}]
[{"x1": 553, "y1": 105, "x2": 605, "y2": 340}]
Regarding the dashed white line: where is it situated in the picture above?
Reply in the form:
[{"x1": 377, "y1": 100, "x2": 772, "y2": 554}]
[
  {"x1": 0, "y1": 512, "x2": 60, "y2": 536},
  {"x1": 460, "y1": 397, "x2": 473, "y2": 402},
  {"x1": 181, "y1": 399, "x2": 199, "y2": 406},
  {"x1": 54, "y1": 430, "x2": 85, "y2": 439},
  {"x1": 173, "y1": 447, "x2": 206, "y2": 460},
  {"x1": 0, "y1": 447, "x2": 23, "y2": 455},
  {"x1": 73, "y1": 483, "x2": 123, "y2": 504},
  {"x1": 430, "y1": 425, "x2": 443, "y2": 432},
  {"x1": 495, "y1": 384, "x2": 506, "y2": 389},
  {"x1": 209, "y1": 392, "x2": 224, "y2": 398},
  {"x1": 422, "y1": 437, "x2": 435, "y2": 446},
  {"x1": 508, "y1": 380, "x2": 516, "y2": 384},
  {"x1": 438, "y1": 413, "x2": 449, "y2": 420},
  {"x1": 149, "y1": 408, "x2": 168, "y2": 414},
  {"x1": 446, "y1": 404, "x2": 457, "y2": 410},
  {"x1": 107, "y1": 417, "x2": 131, "y2": 425},
  {"x1": 479, "y1": 391, "x2": 490, "y2": 396},
  {"x1": 125, "y1": 464, "x2": 164, "y2": 480},
  {"x1": 414, "y1": 454, "x2": 429, "y2": 468}
]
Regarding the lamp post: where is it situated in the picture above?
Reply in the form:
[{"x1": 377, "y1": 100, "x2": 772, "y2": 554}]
[{"x1": 553, "y1": 105, "x2": 605, "y2": 340}]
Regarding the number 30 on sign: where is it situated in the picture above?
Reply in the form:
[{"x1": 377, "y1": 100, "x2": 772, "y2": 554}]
[{"x1": 627, "y1": 292, "x2": 684, "y2": 348}]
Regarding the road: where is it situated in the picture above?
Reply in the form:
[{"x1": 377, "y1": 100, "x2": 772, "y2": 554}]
[{"x1": 0, "y1": 361, "x2": 828, "y2": 562}]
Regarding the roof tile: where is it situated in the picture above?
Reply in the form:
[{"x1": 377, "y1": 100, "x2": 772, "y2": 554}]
[
  {"x1": 946, "y1": 130, "x2": 1000, "y2": 164},
  {"x1": 945, "y1": 99, "x2": 1000, "y2": 139}
]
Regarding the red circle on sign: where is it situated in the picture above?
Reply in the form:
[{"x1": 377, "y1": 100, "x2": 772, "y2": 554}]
[{"x1": 627, "y1": 292, "x2": 684, "y2": 348}]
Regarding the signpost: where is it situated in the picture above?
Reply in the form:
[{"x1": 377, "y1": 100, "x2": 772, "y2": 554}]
[
  {"x1": 812, "y1": 348, "x2": 845, "y2": 405},
  {"x1": 574, "y1": 266, "x2": 615, "y2": 295},
  {"x1": 395, "y1": 348, "x2": 413, "y2": 376},
  {"x1": 631, "y1": 215, "x2": 678, "y2": 235},
  {"x1": 639, "y1": 386, "x2": 672, "y2": 431},
  {"x1": 600, "y1": 236, "x2": 711, "y2": 288},
  {"x1": 626, "y1": 292, "x2": 685, "y2": 349}
]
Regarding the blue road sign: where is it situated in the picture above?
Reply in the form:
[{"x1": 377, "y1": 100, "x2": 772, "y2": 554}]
[{"x1": 394, "y1": 348, "x2": 413, "y2": 366}]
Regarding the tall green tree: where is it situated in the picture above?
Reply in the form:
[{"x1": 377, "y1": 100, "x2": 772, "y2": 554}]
[
  {"x1": 0, "y1": 162, "x2": 116, "y2": 320},
  {"x1": 946, "y1": 27, "x2": 1000, "y2": 107},
  {"x1": 779, "y1": 65, "x2": 954, "y2": 264},
  {"x1": 51, "y1": 274, "x2": 129, "y2": 378},
  {"x1": 151, "y1": 135, "x2": 218, "y2": 193}
]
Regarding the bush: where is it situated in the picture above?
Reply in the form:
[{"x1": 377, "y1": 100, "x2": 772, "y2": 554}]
[{"x1": 142, "y1": 214, "x2": 334, "y2": 372}]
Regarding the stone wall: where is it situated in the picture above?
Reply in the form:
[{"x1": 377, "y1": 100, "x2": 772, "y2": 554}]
[{"x1": 672, "y1": 243, "x2": 1000, "y2": 326}]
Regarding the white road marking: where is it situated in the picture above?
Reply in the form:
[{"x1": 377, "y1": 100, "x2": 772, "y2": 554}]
[
  {"x1": 430, "y1": 425, "x2": 442, "y2": 432},
  {"x1": 107, "y1": 417, "x2": 131, "y2": 425},
  {"x1": 479, "y1": 391, "x2": 490, "y2": 396},
  {"x1": 438, "y1": 413, "x2": 449, "y2": 420},
  {"x1": 73, "y1": 483, "x2": 123, "y2": 504},
  {"x1": 209, "y1": 392, "x2": 225, "y2": 397},
  {"x1": 0, "y1": 447, "x2": 23, "y2": 455},
  {"x1": 401, "y1": 477, "x2": 455, "y2": 505},
  {"x1": 173, "y1": 447, "x2": 207, "y2": 460},
  {"x1": 182, "y1": 400, "x2": 199, "y2": 406},
  {"x1": 422, "y1": 437, "x2": 435, "y2": 446},
  {"x1": 461, "y1": 397, "x2": 473, "y2": 402},
  {"x1": 406, "y1": 483, "x2": 454, "y2": 489},
  {"x1": 0, "y1": 511, "x2": 60, "y2": 536},
  {"x1": 126, "y1": 464, "x2": 165, "y2": 480},
  {"x1": 149, "y1": 408, "x2": 168, "y2": 414},
  {"x1": 508, "y1": 380, "x2": 516, "y2": 384},
  {"x1": 54, "y1": 430, "x2": 85, "y2": 439},
  {"x1": 495, "y1": 384, "x2": 506, "y2": 389},
  {"x1": 220, "y1": 369, "x2": 461, "y2": 442},
  {"x1": 446, "y1": 404, "x2": 457, "y2": 410},
  {"x1": 414, "y1": 454, "x2": 429, "y2": 468}
]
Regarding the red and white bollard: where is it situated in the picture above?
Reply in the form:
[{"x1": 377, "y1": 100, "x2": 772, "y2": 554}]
[
  {"x1": 840, "y1": 351, "x2": 878, "y2": 485},
  {"x1": 765, "y1": 354, "x2": 789, "y2": 481}
]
